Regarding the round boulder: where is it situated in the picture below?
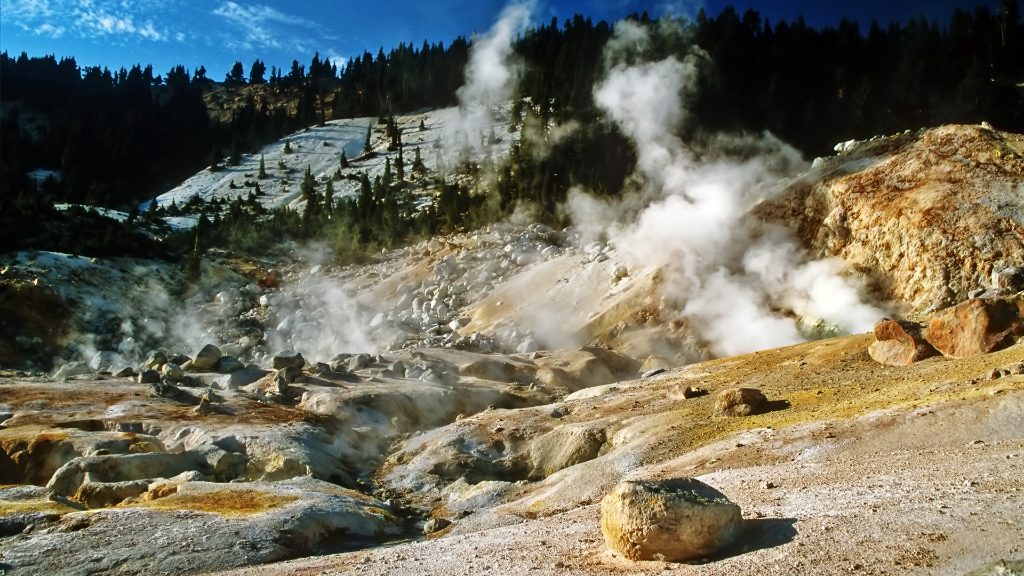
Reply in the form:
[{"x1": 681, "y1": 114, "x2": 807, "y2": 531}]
[
  {"x1": 192, "y1": 344, "x2": 222, "y2": 371},
  {"x1": 714, "y1": 387, "x2": 767, "y2": 417},
  {"x1": 601, "y1": 479, "x2": 742, "y2": 562}
]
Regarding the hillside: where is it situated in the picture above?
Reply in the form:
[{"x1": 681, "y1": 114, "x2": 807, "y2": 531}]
[{"x1": 154, "y1": 105, "x2": 517, "y2": 228}]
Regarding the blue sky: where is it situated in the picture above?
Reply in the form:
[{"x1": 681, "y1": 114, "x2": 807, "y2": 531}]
[{"x1": 0, "y1": 1, "x2": 1001, "y2": 78}]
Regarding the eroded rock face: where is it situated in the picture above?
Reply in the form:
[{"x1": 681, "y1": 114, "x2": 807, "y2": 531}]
[
  {"x1": 756, "y1": 125, "x2": 1024, "y2": 315},
  {"x1": 600, "y1": 479, "x2": 743, "y2": 562},
  {"x1": 868, "y1": 318, "x2": 938, "y2": 366},
  {"x1": 923, "y1": 297, "x2": 1024, "y2": 359},
  {"x1": 714, "y1": 388, "x2": 767, "y2": 417}
]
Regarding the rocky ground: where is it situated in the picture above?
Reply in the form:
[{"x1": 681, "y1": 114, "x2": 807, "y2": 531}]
[
  {"x1": 2, "y1": 123, "x2": 1024, "y2": 575},
  {"x1": 211, "y1": 333, "x2": 1024, "y2": 576}
]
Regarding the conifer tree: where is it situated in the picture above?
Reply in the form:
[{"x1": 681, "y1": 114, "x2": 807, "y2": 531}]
[
  {"x1": 363, "y1": 122, "x2": 372, "y2": 154},
  {"x1": 324, "y1": 179, "x2": 335, "y2": 217},
  {"x1": 340, "y1": 150, "x2": 349, "y2": 168},
  {"x1": 413, "y1": 146, "x2": 425, "y2": 172},
  {"x1": 209, "y1": 145, "x2": 223, "y2": 172},
  {"x1": 300, "y1": 165, "x2": 316, "y2": 200},
  {"x1": 396, "y1": 149, "x2": 405, "y2": 180},
  {"x1": 419, "y1": 118, "x2": 426, "y2": 131},
  {"x1": 228, "y1": 137, "x2": 241, "y2": 166},
  {"x1": 283, "y1": 139, "x2": 293, "y2": 154},
  {"x1": 258, "y1": 155, "x2": 268, "y2": 179}
]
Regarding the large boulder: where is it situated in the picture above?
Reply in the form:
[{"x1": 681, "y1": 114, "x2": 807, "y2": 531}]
[
  {"x1": 713, "y1": 388, "x2": 767, "y2": 417},
  {"x1": 601, "y1": 478, "x2": 743, "y2": 562},
  {"x1": 192, "y1": 344, "x2": 222, "y2": 371},
  {"x1": 868, "y1": 319, "x2": 938, "y2": 366},
  {"x1": 923, "y1": 297, "x2": 1024, "y2": 359}
]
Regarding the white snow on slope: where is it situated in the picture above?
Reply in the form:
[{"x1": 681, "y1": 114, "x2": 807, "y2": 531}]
[{"x1": 152, "y1": 106, "x2": 517, "y2": 227}]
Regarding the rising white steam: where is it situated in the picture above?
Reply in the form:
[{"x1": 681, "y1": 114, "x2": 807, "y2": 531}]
[
  {"x1": 581, "y1": 27, "x2": 883, "y2": 357},
  {"x1": 441, "y1": 2, "x2": 534, "y2": 164},
  {"x1": 262, "y1": 271, "x2": 377, "y2": 362}
]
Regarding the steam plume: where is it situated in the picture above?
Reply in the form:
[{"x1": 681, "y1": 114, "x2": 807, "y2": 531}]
[
  {"x1": 578, "y1": 25, "x2": 883, "y2": 357},
  {"x1": 441, "y1": 2, "x2": 534, "y2": 164}
]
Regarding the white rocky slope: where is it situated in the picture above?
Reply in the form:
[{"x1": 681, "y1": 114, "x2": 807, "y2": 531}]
[{"x1": 152, "y1": 106, "x2": 517, "y2": 228}]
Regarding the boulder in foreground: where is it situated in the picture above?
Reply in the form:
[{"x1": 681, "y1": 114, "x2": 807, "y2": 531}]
[
  {"x1": 601, "y1": 478, "x2": 742, "y2": 562},
  {"x1": 923, "y1": 297, "x2": 1024, "y2": 359},
  {"x1": 868, "y1": 319, "x2": 938, "y2": 366}
]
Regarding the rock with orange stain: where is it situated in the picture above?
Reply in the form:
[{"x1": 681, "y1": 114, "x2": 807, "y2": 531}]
[{"x1": 923, "y1": 296, "x2": 1024, "y2": 359}]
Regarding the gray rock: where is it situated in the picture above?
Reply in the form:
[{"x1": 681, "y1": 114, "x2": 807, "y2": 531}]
[
  {"x1": 423, "y1": 517, "x2": 452, "y2": 534},
  {"x1": 114, "y1": 366, "x2": 137, "y2": 378},
  {"x1": 272, "y1": 351, "x2": 305, "y2": 370},
  {"x1": 275, "y1": 366, "x2": 302, "y2": 394},
  {"x1": 145, "y1": 350, "x2": 168, "y2": 370},
  {"x1": 216, "y1": 356, "x2": 244, "y2": 373},
  {"x1": 347, "y1": 353, "x2": 371, "y2": 371},
  {"x1": 138, "y1": 369, "x2": 160, "y2": 384},
  {"x1": 168, "y1": 353, "x2": 191, "y2": 367},
  {"x1": 54, "y1": 361, "x2": 92, "y2": 379},
  {"x1": 149, "y1": 380, "x2": 180, "y2": 399},
  {"x1": 388, "y1": 361, "x2": 406, "y2": 378},
  {"x1": 89, "y1": 351, "x2": 122, "y2": 373},
  {"x1": 192, "y1": 344, "x2": 222, "y2": 371},
  {"x1": 214, "y1": 365, "x2": 269, "y2": 390},
  {"x1": 161, "y1": 363, "x2": 185, "y2": 382}
]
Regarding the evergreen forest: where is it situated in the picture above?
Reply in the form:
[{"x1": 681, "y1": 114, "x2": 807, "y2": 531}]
[{"x1": 1, "y1": 3, "x2": 1022, "y2": 261}]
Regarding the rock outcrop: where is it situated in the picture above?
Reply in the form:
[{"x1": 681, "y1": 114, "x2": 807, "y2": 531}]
[
  {"x1": 600, "y1": 479, "x2": 743, "y2": 561},
  {"x1": 757, "y1": 124, "x2": 1024, "y2": 315}
]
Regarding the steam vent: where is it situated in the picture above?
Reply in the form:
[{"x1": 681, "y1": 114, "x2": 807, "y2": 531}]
[{"x1": 3, "y1": 1, "x2": 1024, "y2": 575}]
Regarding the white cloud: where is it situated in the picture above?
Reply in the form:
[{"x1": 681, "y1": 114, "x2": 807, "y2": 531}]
[
  {"x1": 33, "y1": 22, "x2": 65, "y2": 37},
  {"x1": 2, "y1": 0, "x2": 171, "y2": 42},
  {"x1": 211, "y1": 1, "x2": 323, "y2": 52}
]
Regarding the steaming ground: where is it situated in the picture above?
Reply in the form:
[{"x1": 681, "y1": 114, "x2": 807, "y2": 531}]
[
  {"x1": 3, "y1": 7, "x2": 1024, "y2": 576},
  {"x1": 3, "y1": 121, "x2": 1024, "y2": 574}
]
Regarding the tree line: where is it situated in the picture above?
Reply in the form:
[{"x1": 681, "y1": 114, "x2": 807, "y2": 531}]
[{"x1": 2, "y1": 2, "x2": 1022, "y2": 259}]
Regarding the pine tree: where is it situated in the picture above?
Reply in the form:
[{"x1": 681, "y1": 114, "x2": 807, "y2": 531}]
[
  {"x1": 340, "y1": 150, "x2": 349, "y2": 168},
  {"x1": 413, "y1": 147, "x2": 425, "y2": 173},
  {"x1": 300, "y1": 165, "x2": 316, "y2": 200},
  {"x1": 209, "y1": 145, "x2": 223, "y2": 172},
  {"x1": 283, "y1": 139, "x2": 293, "y2": 154},
  {"x1": 324, "y1": 179, "x2": 335, "y2": 217},
  {"x1": 258, "y1": 154, "x2": 268, "y2": 179},
  {"x1": 363, "y1": 122, "x2": 372, "y2": 154},
  {"x1": 396, "y1": 149, "x2": 405, "y2": 180},
  {"x1": 228, "y1": 137, "x2": 241, "y2": 166},
  {"x1": 419, "y1": 118, "x2": 426, "y2": 131}
]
